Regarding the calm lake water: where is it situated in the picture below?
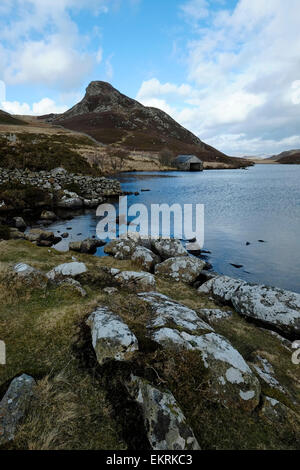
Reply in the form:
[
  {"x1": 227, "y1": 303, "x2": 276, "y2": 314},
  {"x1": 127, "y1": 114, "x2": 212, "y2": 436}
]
[{"x1": 48, "y1": 165, "x2": 300, "y2": 294}]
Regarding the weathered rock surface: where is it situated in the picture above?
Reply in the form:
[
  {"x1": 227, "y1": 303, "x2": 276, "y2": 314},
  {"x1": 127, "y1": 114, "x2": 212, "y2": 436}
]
[
  {"x1": 69, "y1": 238, "x2": 105, "y2": 254},
  {"x1": 151, "y1": 329, "x2": 261, "y2": 411},
  {"x1": 260, "y1": 396, "x2": 300, "y2": 432},
  {"x1": 104, "y1": 238, "x2": 137, "y2": 260},
  {"x1": 57, "y1": 278, "x2": 87, "y2": 297},
  {"x1": 114, "y1": 271, "x2": 156, "y2": 292},
  {"x1": 199, "y1": 309, "x2": 233, "y2": 325},
  {"x1": 86, "y1": 307, "x2": 138, "y2": 365},
  {"x1": 249, "y1": 353, "x2": 286, "y2": 394},
  {"x1": 198, "y1": 275, "x2": 300, "y2": 337},
  {"x1": 46, "y1": 262, "x2": 87, "y2": 280},
  {"x1": 155, "y1": 256, "x2": 206, "y2": 283},
  {"x1": 132, "y1": 246, "x2": 161, "y2": 272},
  {"x1": 0, "y1": 374, "x2": 35, "y2": 446},
  {"x1": 126, "y1": 375, "x2": 200, "y2": 450},
  {"x1": 151, "y1": 238, "x2": 188, "y2": 260},
  {"x1": 138, "y1": 292, "x2": 213, "y2": 332}
]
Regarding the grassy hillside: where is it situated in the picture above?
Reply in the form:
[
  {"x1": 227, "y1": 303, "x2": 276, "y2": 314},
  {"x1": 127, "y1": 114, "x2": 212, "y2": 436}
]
[{"x1": 0, "y1": 110, "x2": 28, "y2": 126}]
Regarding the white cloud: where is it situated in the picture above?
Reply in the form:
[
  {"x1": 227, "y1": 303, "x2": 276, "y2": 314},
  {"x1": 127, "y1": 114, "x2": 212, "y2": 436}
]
[
  {"x1": 136, "y1": 0, "x2": 300, "y2": 156},
  {"x1": 180, "y1": 0, "x2": 209, "y2": 23},
  {"x1": 0, "y1": 0, "x2": 111, "y2": 89},
  {"x1": 2, "y1": 98, "x2": 68, "y2": 115}
]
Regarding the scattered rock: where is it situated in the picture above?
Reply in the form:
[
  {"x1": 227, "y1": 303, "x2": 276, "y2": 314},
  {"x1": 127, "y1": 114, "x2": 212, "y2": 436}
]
[
  {"x1": 9, "y1": 228, "x2": 26, "y2": 240},
  {"x1": 12, "y1": 216, "x2": 26, "y2": 230},
  {"x1": 46, "y1": 262, "x2": 87, "y2": 280},
  {"x1": 132, "y1": 246, "x2": 161, "y2": 272},
  {"x1": 103, "y1": 287, "x2": 118, "y2": 295},
  {"x1": 260, "y1": 396, "x2": 300, "y2": 432},
  {"x1": 13, "y1": 263, "x2": 48, "y2": 288},
  {"x1": 40, "y1": 210, "x2": 57, "y2": 221},
  {"x1": 139, "y1": 292, "x2": 213, "y2": 332},
  {"x1": 61, "y1": 232, "x2": 69, "y2": 238},
  {"x1": 26, "y1": 229, "x2": 55, "y2": 245},
  {"x1": 0, "y1": 374, "x2": 36, "y2": 446},
  {"x1": 126, "y1": 375, "x2": 200, "y2": 450},
  {"x1": 230, "y1": 264, "x2": 244, "y2": 269},
  {"x1": 104, "y1": 238, "x2": 137, "y2": 260},
  {"x1": 249, "y1": 353, "x2": 286, "y2": 394},
  {"x1": 86, "y1": 306, "x2": 138, "y2": 365},
  {"x1": 155, "y1": 256, "x2": 206, "y2": 283},
  {"x1": 114, "y1": 271, "x2": 156, "y2": 292},
  {"x1": 198, "y1": 275, "x2": 300, "y2": 337},
  {"x1": 151, "y1": 238, "x2": 188, "y2": 260},
  {"x1": 69, "y1": 238, "x2": 105, "y2": 254}
]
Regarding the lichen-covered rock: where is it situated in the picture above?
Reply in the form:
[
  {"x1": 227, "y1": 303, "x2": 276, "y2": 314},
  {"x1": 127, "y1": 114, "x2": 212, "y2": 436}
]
[
  {"x1": 126, "y1": 375, "x2": 200, "y2": 450},
  {"x1": 155, "y1": 256, "x2": 205, "y2": 283},
  {"x1": 198, "y1": 275, "x2": 245, "y2": 303},
  {"x1": 86, "y1": 307, "x2": 138, "y2": 365},
  {"x1": 132, "y1": 246, "x2": 161, "y2": 272},
  {"x1": 198, "y1": 275, "x2": 300, "y2": 337},
  {"x1": 46, "y1": 262, "x2": 87, "y2": 280},
  {"x1": 232, "y1": 284, "x2": 300, "y2": 338},
  {"x1": 199, "y1": 309, "x2": 233, "y2": 325},
  {"x1": 249, "y1": 353, "x2": 286, "y2": 394},
  {"x1": 0, "y1": 374, "x2": 35, "y2": 446},
  {"x1": 151, "y1": 238, "x2": 188, "y2": 260},
  {"x1": 114, "y1": 271, "x2": 156, "y2": 291},
  {"x1": 138, "y1": 292, "x2": 213, "y2": 332},
  {"x1": 151, "y1": 328, "x2": 260, "y2": 411},
  {"x1": 57, "y1": 191, "x2": 84, "y2": 209},
  {"x1": 104, "y1": 238, "x2": 137, "y2": 260}
]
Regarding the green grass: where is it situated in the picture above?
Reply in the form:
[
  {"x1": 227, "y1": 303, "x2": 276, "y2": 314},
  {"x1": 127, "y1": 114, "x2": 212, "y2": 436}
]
[{"x1": 0, "y1": 240, "x2": 299, "y2": 450}]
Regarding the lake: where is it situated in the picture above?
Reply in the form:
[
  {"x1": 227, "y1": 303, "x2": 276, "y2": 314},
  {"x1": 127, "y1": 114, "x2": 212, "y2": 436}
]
[{"x1": 47, "y1": 164, "x2": 300, "y2": 294}]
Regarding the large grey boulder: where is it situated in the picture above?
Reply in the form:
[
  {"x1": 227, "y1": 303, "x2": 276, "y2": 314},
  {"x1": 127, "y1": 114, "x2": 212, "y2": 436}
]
[
  {"x1": 46, "y1": 262, "x2": 87, "y2": 280},
  {"x1": 151, "y1": 238, "x2": 188, "y2": 260},
  {"x1": 57, "y1": 191, "x2": 83, "y2": 209},
  {"x1": 132, "y1": 246, "x2": 161, "y2": 272},
  {"x1": 138, "y1": 292, "x2": 213, "y2": 332},
  {"x1": 126, "y1": 375, "x2": 200, "y2": 450},
  {"x1": 0, "y1": 374, "x2": 35, "y2": 446},
  {"x1": 151, "y1": 329, "x2": 260, "y2": 411},
  {"x1": 198, "y1": 276, "x2": 300, "y2": 337},
  {"x1": 114, "y1": 271, "x2": 156, "y2": 292},
  {"x1": 86, "y1": 307, "x2": 138, "y2": 365},
  {"x1": 155, "y1": 256, "x2": 206, "y2": 283},
  {"x1": 232, "y1": 283, "x2": 300, "y2": 338}
]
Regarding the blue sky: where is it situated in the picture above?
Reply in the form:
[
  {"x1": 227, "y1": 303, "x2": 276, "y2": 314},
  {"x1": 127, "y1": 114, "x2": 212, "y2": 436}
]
[{"x1": 0, "y1": 0, "x2": 300, "y2": 156}]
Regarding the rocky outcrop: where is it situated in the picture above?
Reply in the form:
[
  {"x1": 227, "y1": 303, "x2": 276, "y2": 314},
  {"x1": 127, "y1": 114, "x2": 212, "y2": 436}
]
[
  {"x1": 198, "y1": 275, "x2": 300, "y2": 338},
  {"x1": 151, "y1": 238, "x2": 188, "y2": 260},
  {"x1": 13, "y1": 263, "x2": 48, "y2": 289},
  {"x1": 104, "y1": 238, "x2": 137, "y2": 260},
  {"x1": 199, "y1": 309, "x2": 233, "y2": 325},
  {"x1": 139, "y1": 292, "x2": 213, "y2": 332},
  {"x1": 0, "y1": 374, "x2": 35, "y2": 446},
  {"x1": 86, "y1": 307, "x2": 138, "y2": 365},
  {"x1": 155, "y1": 256, "x2": 206, "y2": 283},
  {"x1": 46, "y1": 262, "x2": 87, "y2": 280},
  {"x1": 249, "y1": 353, "x2": 287, "y2": 394},
  {"x1": 139, "y1": 292, "x2": 260, "y2": 411},
  {"x1": 12, "y1": 217, "x2": 26, "y2": 230},
  {"x1": 126, "y1": 375, "x2": 200, "y2": 450}
]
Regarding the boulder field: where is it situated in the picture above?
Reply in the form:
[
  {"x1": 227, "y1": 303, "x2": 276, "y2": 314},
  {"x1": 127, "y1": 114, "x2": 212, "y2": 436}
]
[{"x1": 0, "y1": 238, "x2": 299, "y2": 450}]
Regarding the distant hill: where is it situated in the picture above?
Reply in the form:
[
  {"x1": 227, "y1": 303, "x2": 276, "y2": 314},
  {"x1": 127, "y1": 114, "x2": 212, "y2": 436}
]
[
  {"x1": 0, "y1": 109, "x2": 27, "y2": 126},
  {"x1": 40, "y1": 81, "x2": 251, "y2": 169},
  {"x1": 265, "y1": 149, "x2": 300, "y2": 164}
]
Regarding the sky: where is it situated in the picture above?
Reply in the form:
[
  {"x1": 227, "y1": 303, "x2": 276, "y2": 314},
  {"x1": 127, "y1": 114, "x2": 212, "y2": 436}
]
[{"x1": 0, "y1": 0, "x2": 300, "y2": 157}]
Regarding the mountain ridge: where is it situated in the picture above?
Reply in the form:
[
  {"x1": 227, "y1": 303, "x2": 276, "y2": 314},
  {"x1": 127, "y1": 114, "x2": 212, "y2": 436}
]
[{"x1": 40, "y1": 81, "x2": 251, "y2": 169}]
